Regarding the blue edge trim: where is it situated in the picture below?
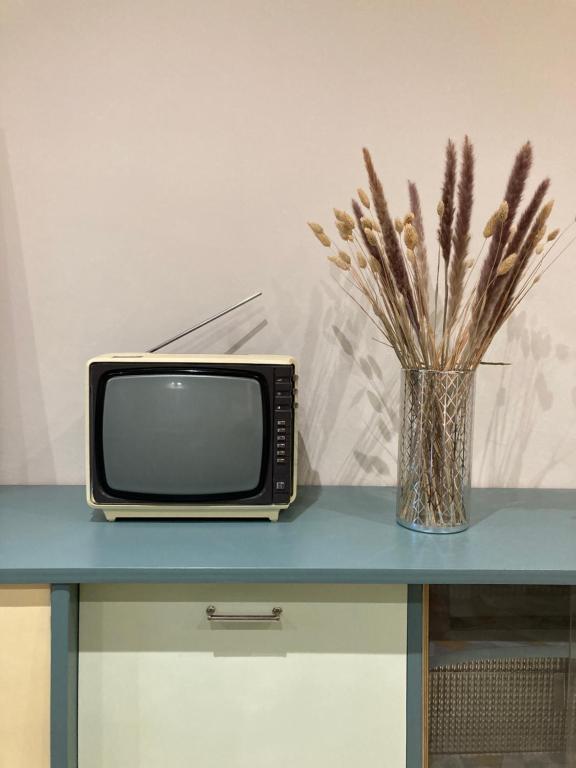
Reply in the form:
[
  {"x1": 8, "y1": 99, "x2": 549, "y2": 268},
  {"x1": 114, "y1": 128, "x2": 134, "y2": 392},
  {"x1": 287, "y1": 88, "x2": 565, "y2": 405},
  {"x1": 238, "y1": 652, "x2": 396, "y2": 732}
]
[
  {"x1": 407, "y1": 584, "x2": 423, "y2": 768},
  {"x1": 51, "y1": 585, "x2": 78, "y2": 768}
]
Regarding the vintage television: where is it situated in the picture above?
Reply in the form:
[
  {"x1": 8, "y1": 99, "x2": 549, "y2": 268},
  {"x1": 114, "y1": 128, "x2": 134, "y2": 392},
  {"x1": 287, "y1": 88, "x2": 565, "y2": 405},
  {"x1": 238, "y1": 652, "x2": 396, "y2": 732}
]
[{"x1": 86, "y1": 353, "x2": 297, "y2": 521}]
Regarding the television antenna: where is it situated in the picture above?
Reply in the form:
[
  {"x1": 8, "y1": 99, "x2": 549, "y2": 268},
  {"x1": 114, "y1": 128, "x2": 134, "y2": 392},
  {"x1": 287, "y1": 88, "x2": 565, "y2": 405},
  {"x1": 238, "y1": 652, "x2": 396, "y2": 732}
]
[{"x1": 148, "y1": 291, "x2": 263, "y2": 353}]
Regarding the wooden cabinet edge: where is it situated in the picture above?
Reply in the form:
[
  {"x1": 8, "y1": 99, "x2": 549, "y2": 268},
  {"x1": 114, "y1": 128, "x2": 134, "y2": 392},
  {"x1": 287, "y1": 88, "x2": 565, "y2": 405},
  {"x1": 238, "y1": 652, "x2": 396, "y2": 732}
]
[
  {"x1": 0, "y1": 585, "x2": 51, "y2": 768},
  {"x1": 422, "y1": 585, "x2": 429, "y2": 768}
]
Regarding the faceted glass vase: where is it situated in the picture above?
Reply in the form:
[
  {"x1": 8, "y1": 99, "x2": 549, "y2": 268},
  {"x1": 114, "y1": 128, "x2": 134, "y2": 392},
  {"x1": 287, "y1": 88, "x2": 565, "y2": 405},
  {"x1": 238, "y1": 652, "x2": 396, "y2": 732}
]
[{"x1": 396, "y1": 368, "x2": 476, "y2": 534}]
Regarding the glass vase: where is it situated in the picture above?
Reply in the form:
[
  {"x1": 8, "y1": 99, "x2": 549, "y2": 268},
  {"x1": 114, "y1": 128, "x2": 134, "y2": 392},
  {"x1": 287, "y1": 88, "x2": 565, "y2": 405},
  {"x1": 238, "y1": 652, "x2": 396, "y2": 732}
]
[{"x1": 396, "y1": 368, "x2": 476, "y2": 533}]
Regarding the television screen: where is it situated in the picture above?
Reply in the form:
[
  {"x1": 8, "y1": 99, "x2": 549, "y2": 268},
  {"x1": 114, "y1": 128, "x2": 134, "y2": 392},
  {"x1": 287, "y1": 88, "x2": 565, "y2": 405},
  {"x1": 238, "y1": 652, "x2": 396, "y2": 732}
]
[{"x1": 101, "y1": 374, "x2": 264, "y2": 496}]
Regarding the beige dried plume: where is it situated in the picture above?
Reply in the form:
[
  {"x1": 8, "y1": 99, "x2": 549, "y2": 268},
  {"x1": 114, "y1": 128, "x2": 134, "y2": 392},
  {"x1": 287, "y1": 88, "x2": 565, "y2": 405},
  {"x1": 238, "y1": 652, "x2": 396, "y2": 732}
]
[
  {"x1": 369, "y1": 255, "x2": 381, "y2": 273},
  {"x1": 483, "y1": 212, "x2": 497, "y2": 238},
  {"x1": 312, "y1": 229, "x2": 331, "y2": 247},
  {"x1": 403, "y1": 224, "x2": 419, "y2": 250},
  {"x1": 496, "y1": 253, "x2": 518, "y2": 275},
  {"x1": 394, "y1": 217, "x2": 403, "y2": 234},
  {"x1": 482, "y1": 201, "x2": 508, "y2": 238},
  {"x1": 356, "y1": 251, "x2": 367, "y2": 268},
  {"x1": 361, "y1": 216, "x2": 380, "y2": 231},
  {"x1": 357, "y1": 188, "x2": 371, "y2": 208},
  {"x1": 437, "y1": 200, "x2": 445, "y2": 217},
  {"x1": 307, "y1": 222, "x2": 324, "y2": 235},
  {"x1": 328, "y1": 253, "x2": 350, "y2": 270},
  {"x1": 334, "y1": 208, "x2": 355, "y2": 228},
  {"x1": 365, "y1": 228, "x2": 379, "y2": 247},
  {"x1": 497, "y1": 200, "x2": 509, "y2": 222},
  {"x1": 336, "y1": 221, "x2": 354, "y2": 242},
  {"x1": 338, "y1": 250, "x2": 351, "y2": 265},
  {"x1": 547, "y1": 228, "x2": 560, "y2": 241},
  {"x1": 534, "y1": 225, "x2": 547, "y2": 244}
]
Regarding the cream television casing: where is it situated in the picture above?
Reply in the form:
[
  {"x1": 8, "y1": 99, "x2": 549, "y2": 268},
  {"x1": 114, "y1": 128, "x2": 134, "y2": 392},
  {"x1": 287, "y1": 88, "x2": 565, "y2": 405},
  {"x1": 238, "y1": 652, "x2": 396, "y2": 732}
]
[{"x1": 86, "y1": 354, "x2": 297, "y2": 521}]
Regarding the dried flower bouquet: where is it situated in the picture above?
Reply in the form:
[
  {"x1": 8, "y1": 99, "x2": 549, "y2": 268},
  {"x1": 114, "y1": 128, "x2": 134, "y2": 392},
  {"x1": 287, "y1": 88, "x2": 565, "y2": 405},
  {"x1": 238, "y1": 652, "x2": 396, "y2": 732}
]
[{"x1": 308, "y1": 139, "x2": 572, "y2": 531}]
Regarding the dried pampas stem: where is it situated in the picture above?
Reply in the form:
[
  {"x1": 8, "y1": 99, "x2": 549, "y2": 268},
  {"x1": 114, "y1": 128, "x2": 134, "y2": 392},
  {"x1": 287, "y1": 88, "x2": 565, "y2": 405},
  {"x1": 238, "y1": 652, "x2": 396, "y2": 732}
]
[
  {"x1": 438, "y1": 140, "x2": 457, "y2": 266},
  {"x1": 363, "y1": 147, "x2": 420, "y2": 331},
  {"x1": 475, "y1": 142, "x2": 532, "y2": 316},
  {"x1": 447, "y1": 135, "x2": 474, "y2": 329},
  {"x1": 437, "y1": 139, "x2": 457, "y2": 354}
]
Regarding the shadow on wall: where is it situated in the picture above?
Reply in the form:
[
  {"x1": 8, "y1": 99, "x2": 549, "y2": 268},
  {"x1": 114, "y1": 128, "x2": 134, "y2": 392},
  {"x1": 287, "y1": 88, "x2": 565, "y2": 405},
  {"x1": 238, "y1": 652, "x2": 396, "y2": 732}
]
[
  {"x1": 297, "y1": 280, "x2": 399, "y2": 486},
  {"x1": 477, "y1": 311, "x2": 576, "y2": 486},
  {"x1": 298, "y1": 285, "x2": 576, "y2": 488},
  {"x1": 0, "y1": 133, "x2": 56, "y2": 482},
  {"x1": 331, "y1": 325, "x2": 399, "y2": 485}
]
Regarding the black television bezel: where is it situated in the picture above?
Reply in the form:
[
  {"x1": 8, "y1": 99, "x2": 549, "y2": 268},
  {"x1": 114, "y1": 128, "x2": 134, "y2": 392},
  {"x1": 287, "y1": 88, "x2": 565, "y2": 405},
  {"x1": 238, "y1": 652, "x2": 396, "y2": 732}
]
[{"x1": 89, "y1": 361, "x2": 283, "y2": 506}]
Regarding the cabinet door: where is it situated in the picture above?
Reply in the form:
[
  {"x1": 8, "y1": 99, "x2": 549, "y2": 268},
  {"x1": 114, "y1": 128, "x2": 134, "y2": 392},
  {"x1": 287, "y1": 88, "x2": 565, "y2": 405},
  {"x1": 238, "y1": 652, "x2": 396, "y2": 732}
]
[
  {"x1": 79, "y1": 583, "x2": 406, "y2": 768},
  {"x1": 0, "y1": 586, "x2": 50, "y2": 768}
]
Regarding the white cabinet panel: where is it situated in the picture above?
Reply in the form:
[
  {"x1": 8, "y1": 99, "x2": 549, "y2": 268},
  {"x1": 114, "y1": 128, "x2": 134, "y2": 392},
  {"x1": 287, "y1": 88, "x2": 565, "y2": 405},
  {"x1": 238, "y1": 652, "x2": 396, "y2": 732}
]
[{"x1": 79, "y1": 584, "x2": 406, "y2": 768}]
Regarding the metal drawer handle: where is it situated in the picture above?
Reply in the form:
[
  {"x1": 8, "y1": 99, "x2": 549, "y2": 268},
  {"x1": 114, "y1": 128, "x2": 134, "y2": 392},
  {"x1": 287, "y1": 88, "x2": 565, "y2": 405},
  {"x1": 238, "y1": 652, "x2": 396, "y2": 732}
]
[{"x1": 206, "y1": 605, "x2": 283, "y2": 622}]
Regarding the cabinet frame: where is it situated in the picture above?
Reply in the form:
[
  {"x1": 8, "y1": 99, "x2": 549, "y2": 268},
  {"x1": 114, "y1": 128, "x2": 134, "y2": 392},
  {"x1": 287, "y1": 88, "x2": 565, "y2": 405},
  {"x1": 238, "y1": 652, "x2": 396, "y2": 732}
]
[
  {"x1": 6, "y1": 485, "x2": 572, "y2": 768},
  {"x1": 51, "y1": 582, "x2": 422, "y2": 768},
  {"x1": 50, "y1": 585, "x2": 78, "y2": 768}
]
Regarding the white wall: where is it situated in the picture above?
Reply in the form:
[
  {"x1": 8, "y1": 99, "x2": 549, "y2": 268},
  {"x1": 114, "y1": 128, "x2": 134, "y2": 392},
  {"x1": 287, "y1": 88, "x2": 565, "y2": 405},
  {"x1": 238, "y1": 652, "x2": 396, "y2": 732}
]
[{"x1": 1, "y1": 0, "x2": 575, "y2": 487}]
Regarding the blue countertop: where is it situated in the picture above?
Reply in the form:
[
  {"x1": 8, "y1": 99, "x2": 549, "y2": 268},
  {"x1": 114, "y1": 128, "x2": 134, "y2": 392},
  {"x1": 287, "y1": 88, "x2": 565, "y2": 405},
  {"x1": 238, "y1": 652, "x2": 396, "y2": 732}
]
[{"x1": 0, "y1": 485, "x2": 575, "y2": 584}]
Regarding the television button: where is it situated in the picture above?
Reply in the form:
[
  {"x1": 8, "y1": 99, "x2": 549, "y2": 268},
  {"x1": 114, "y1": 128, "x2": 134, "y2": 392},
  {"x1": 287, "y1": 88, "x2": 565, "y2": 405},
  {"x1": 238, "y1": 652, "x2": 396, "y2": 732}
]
[
  {"x1": 275, "y1": 481, "x2": 286, "y2": 491},
  {"x1": 276, "y1": 419, "x2": 287, "y2": 426},
  {"x1": 276, "y1": 458, "x2": 287, "y2": 464},
  {"x1": 275, "y1": 377, "x2": 292, "y2": 384},
  {"x1": 275, "y1": 381, "x2": 292, "y2": 392},
  {"x1": 276, "y1": 427, "x2": 286, "y2": 434},
  {"x1": 274, "y1": 395, "x2": 292, "y2": 405},
  {"x1": 276, "y1": 450, "x2": 286, "y2": 457},
  {"x1": 275, "y1": 405, "x2": 291, "y2": 412}
]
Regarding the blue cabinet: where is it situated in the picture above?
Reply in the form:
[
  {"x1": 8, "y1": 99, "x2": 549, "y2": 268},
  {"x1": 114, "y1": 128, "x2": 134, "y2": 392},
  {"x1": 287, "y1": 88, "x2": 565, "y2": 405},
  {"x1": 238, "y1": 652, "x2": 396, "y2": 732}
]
[{"x1": 1, "y1": 485, "x2": 576, "y2": 768}]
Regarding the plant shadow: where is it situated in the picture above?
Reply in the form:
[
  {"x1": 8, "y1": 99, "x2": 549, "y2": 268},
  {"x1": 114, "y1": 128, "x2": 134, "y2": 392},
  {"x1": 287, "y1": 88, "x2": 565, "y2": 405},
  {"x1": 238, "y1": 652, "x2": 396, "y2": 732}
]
[{"x1": 477, "y1": 311, "x2": 575, "y2": 487}]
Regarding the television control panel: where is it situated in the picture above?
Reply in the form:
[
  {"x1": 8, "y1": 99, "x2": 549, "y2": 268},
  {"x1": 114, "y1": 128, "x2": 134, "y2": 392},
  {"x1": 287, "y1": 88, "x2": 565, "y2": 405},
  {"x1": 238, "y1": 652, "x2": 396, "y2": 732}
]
[{"x1": 272, "y1": 365, "x2": 296, "y2": 505}]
